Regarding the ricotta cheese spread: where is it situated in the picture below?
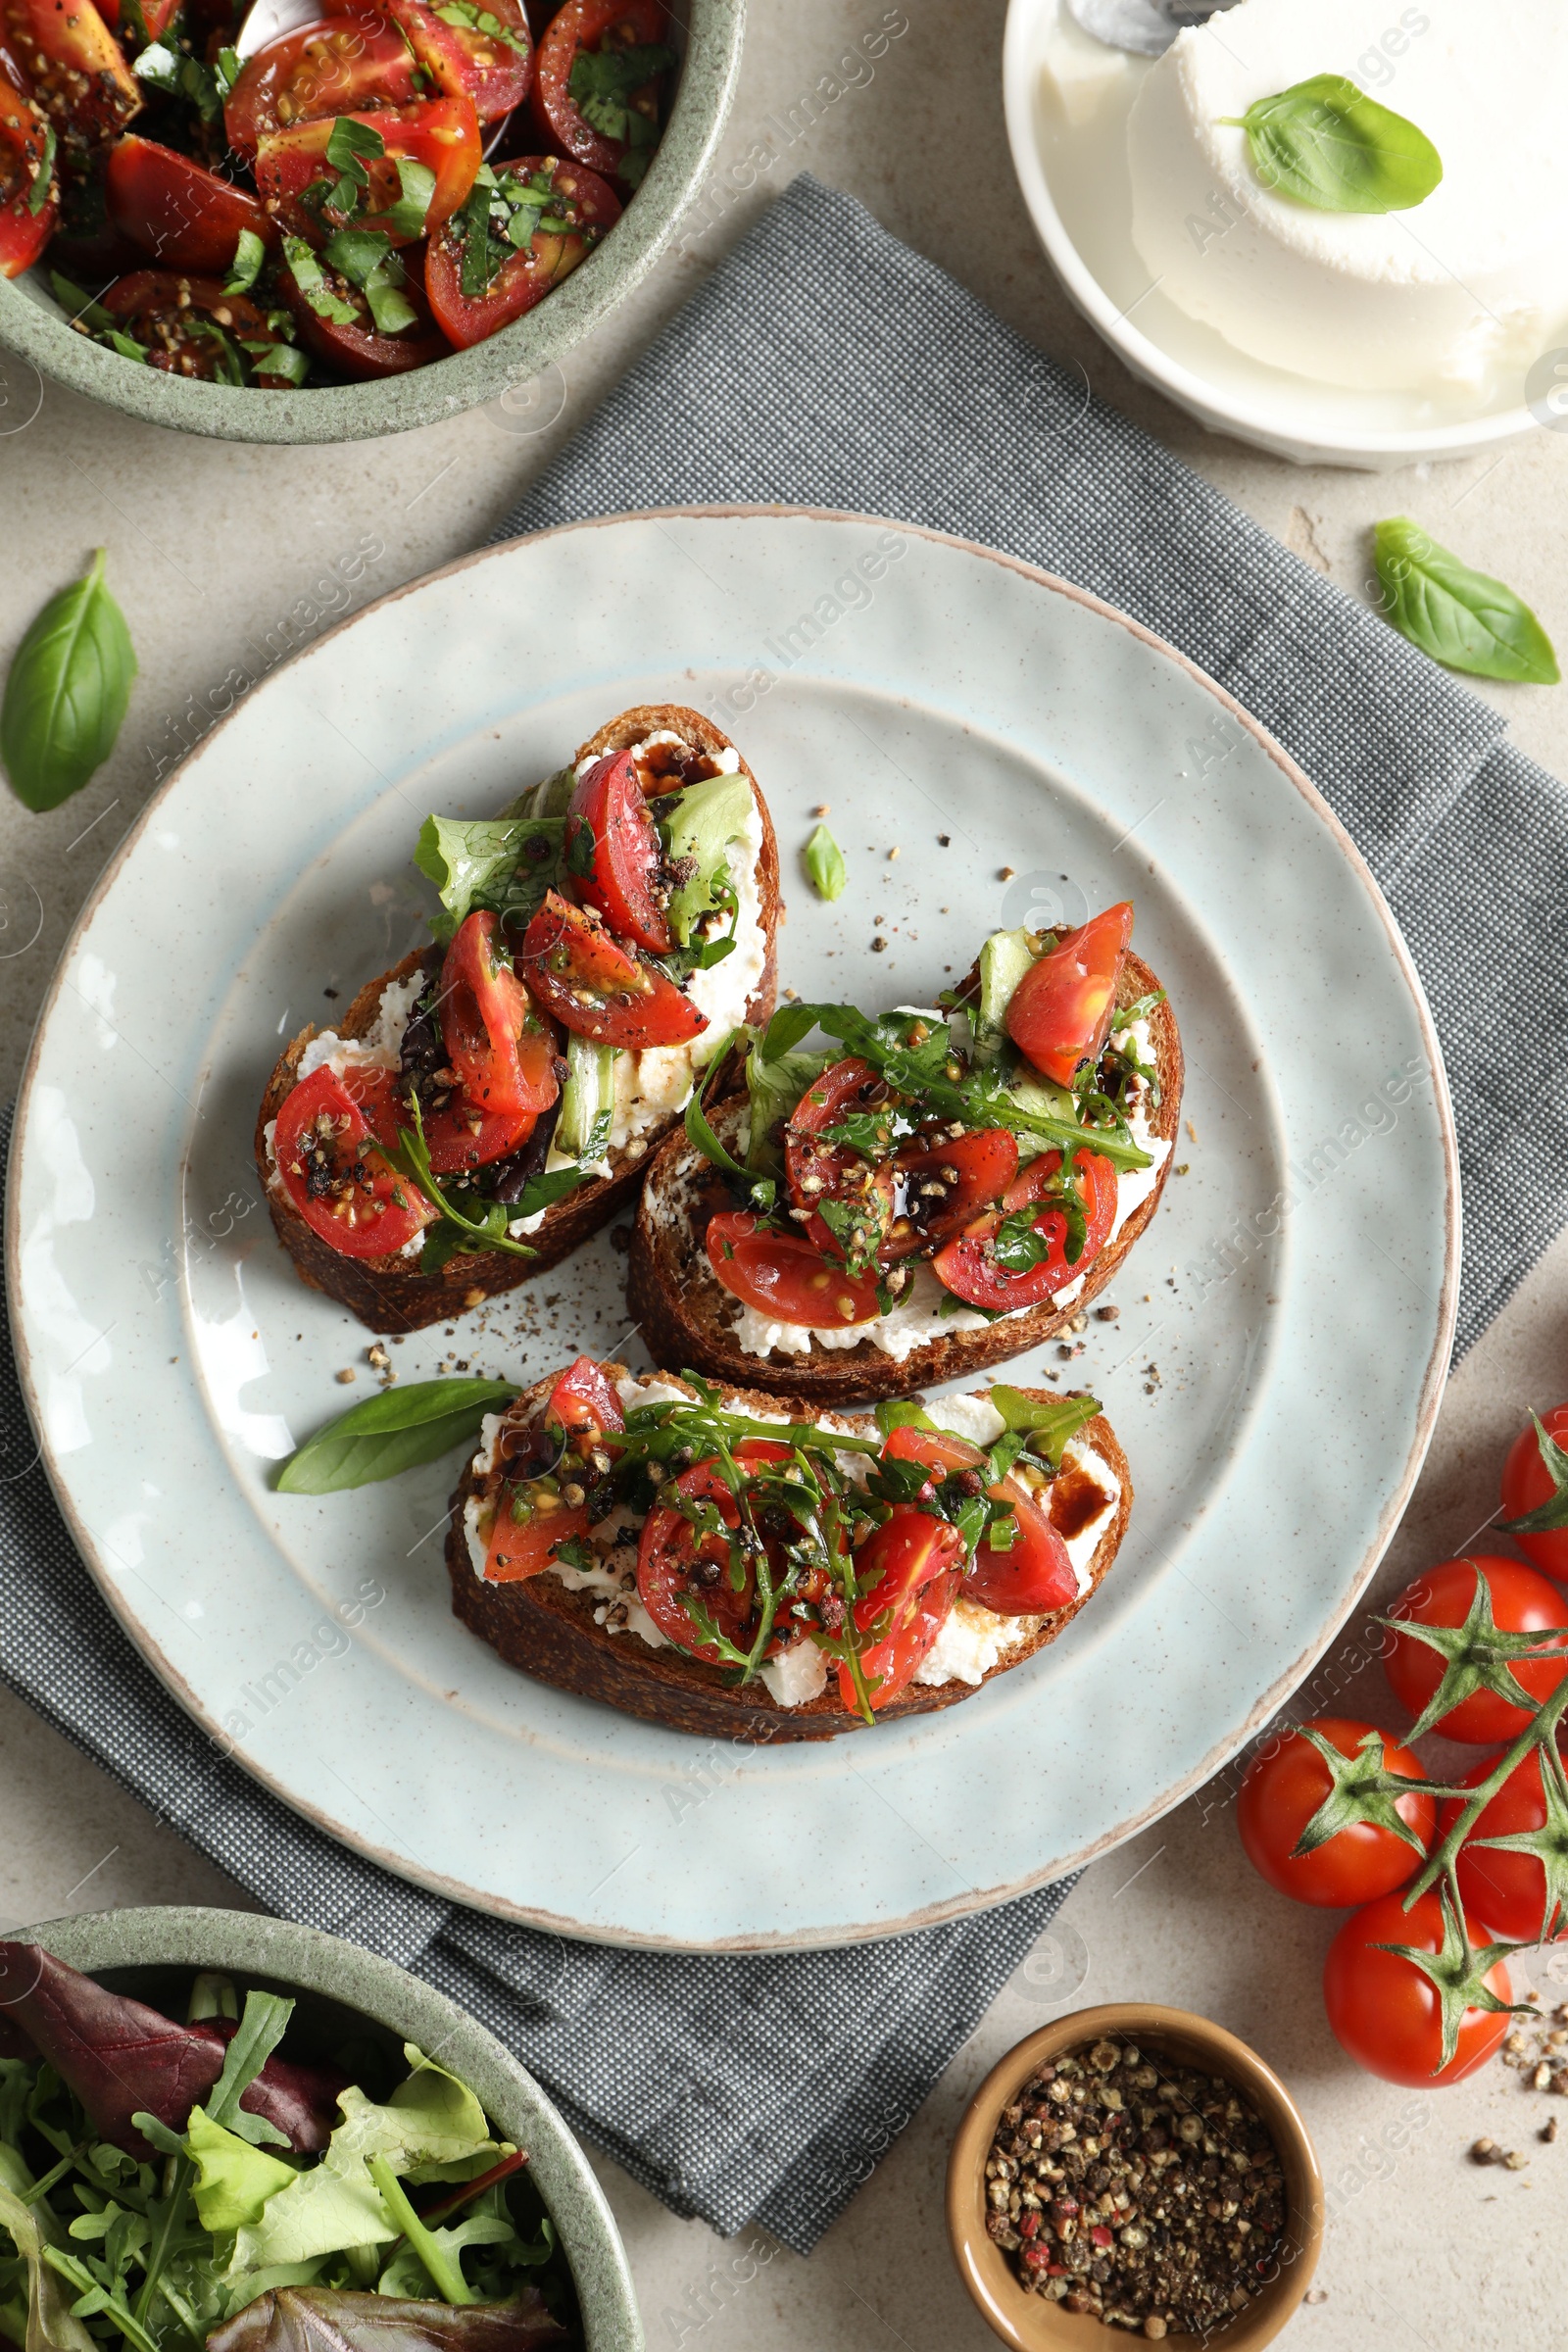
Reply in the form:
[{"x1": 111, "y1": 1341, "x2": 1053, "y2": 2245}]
[{"x1": 1127, "y1": 0, "x2": 1568, "y2": 395}]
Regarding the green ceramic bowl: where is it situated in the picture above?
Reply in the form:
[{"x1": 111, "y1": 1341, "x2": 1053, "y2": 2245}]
[
  {"x1": 14, "y1": 1905, "x2": 643, "y2": 2352},
  {"x1": 0, "y1": 0, "x2": 742, "y2": 444}
]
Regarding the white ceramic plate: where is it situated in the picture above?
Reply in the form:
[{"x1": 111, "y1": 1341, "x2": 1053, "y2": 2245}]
[{"x1": 8, "y1": 510, "x2": 1457, "y2": 1949}]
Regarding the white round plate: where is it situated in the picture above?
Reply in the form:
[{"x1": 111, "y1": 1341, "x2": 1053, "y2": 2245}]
[{"x1": 8, "y1": 510, "x2": 1457, "y2": 1949}]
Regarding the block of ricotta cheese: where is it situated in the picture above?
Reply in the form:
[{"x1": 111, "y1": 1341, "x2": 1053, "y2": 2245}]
[{"x1": 1127, "y1": 0, "x2": 1568, "y2": 395}]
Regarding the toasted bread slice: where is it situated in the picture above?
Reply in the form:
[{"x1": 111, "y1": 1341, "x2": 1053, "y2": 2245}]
[
  {"x1": 255, "y1": 708, "x2": 778, "y2": 1335},
  {"x1": 443, "y1": 1369, "x2": 1132, "y2": 1742},
  {"x1": 626, "y1": 952, "x2": 1182, "y2": 1405}
]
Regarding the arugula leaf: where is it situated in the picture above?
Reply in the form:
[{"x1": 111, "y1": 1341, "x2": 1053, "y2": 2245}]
[
  {"x1": 0, "y1": 2157, "x2": 98, "y2": 2352},
  {"x1": 413, "y1": 810, "x2": 566, "y2": 938},
  {"x1": 1373, "y1": 517, "x2": 1559, "y2": 684},
  {"x1": 278, "y1": 1378, "x2": 520, "y2": 1494},
  {"x1": 684, "y1": 1034, "x2": 775, "y2": 1211},
  {"x1": 206, "y1": 1994, "x2": 294, "y2": 2143},
  {"x1": 1219, "y1": 74, "x2": 1442, "y2": 214},
  {"x1": 815, "y1": 1195, "x2": 881, "y2": 1279},
  {"x1": 224, "y1": 227, "x2": 267, "y2": 296},
  {"x1": 987, "y1": 1388, "x2": 1101, "y2": 1467},
  {"x1": 803, "y1": 822, "x2": 846, "y2": 902},
  {"x1": 873, "y1": 1399, "x2": 937, "y2": 1439},
  {"x1": 506, "y1": 1164, "x2": 593, "y2": 1220},
  {"x1": 821, "y1": 1109, "x2": 898, "y2": 1159},
  {"x1": 383, "y1": 1099, "x2": 538, "y2": 1262}
]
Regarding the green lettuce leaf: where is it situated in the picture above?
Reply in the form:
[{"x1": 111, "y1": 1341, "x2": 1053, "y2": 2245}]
[
  {"x1": 187, "y1": 2108, "x2": 297, "y2": 2233},
  {"x1": 0, "y1": 2146, "x2": 100, "y2": 2352},
  {"x1": 413, "y1": 815, "x2": 565, "y2": 941}
]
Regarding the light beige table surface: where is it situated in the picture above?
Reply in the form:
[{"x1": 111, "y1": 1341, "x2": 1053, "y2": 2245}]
[{"x1": 1, "y1": 4, "x2": 1564, "y2": 2346}]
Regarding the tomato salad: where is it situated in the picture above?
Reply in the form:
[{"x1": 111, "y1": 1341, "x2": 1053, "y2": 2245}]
[
  {"x1": 463, "y1": 1359, "x2": 1122, "y2": 1722},
  {"x1": 685, "y1": 904, "x2": 1172, "y2": 1356},
  {"x1": 265, "y1": 722, "x2": 766, "y2": 1274},
  {"x1": 1, "y1": 0, "x2": 675, "y2": 385}
]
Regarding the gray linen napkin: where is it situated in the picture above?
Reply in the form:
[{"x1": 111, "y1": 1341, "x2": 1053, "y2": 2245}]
[{"x1": 3, "y1": 171, "x2": 1562, "y2": 2262}]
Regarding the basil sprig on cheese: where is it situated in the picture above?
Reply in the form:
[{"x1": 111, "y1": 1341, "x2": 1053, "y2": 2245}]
[{"x1": 1219, "y1": 74, "x2": 1442, "y2": 215}]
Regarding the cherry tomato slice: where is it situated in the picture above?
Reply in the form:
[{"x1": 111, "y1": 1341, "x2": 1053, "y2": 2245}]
[
  {"x1": 881, "y1": 1423, "x2": 1078, "y2": 1616},
  {"x1": 931, "y1": 1147, "x2": 1117, "y2": 1313},
  {"x1": 421, "y1": 1098, "x2": 535, "y2": 1175},
  {"x1": 564, "y1": 744, "x2": 670, "y2": 952},
  {"x1": 278, "y1": 237, "x2": 447, "y2": 378},
  {"x1": 105, "y1": 135, "x2": 275, "y2": 274},
  {"x1": 881, "y1": 1125, "x2": 1020, "y2": 1262},
  {"x1": 425, "y1": 150, "x2": 617, "y2": 347},
  {"x1": 1500, "y1": 1403, "x2": 1568, "y2": 1585},
  {"x1": 439, "y1": 909, "x2": 559, "y2": 1118},
  {"x1": 1323, "y1": 1888, "x2": 1512, "y2": 2086},
  {"x1": 1237, "y1": 1717, "x2": 1436, "y2": 1909},
  {"x1": 706, "y1": 1210, "x2": 884, "y2": 1330},
  {"x1": 0, "y1": 65, "x2": 52, "y2": 274},
  {"x1": 1006, "y1": 902, "x2": 1134, "y2": 1087},
  {"x1": 256, "y1": 97, "x2": 481, "y2": 245},
  {"x1": 838, "y1": 1509, "x2": 963, "y2": 1712},
  {"x1": 223, "y1": 11, "x2": 424, "y2": 162},
  {"x1": 529, "y1": 0, "x2": 670, "y2": 189},
  {"x1": 546, "y1": 1355, "x2": 626, "y2": 1441},
  {"x1": 518, "y1": 889, "x2": 705, "y2": 1048},
  {"x1": 483, "y1": 1482, "x2": 590, "y2": 1581},
  {"x1": 98, "y1": 270, "x2": 278, "y2": 378},
  {"x1": 636, "y1": 1445, "x2": 785, "y2": 1663},
  {"x1": 272, "y1": 1063, "x2": 434, "y2": 1260},
  {"x1": 1384, "y1": 1555, "x2": 1568, "y2": 1742},
  {"x1": 786, "y1": 1056, "x2": 896, "y2": 1263},
  {"x1": 2, "y1": 0, "x2": 139, "y2": 146},
  {"x1": 333, "y1": 0, "x2": 533, "y2": 122},
  {"x1": 1442, "y1": 1746, "x2": 1568, "y2": 1943}
]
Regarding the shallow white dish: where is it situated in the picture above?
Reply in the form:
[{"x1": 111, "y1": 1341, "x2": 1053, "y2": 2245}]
[
  {"x1": 1003, "y1": 0, "x2": 1548, "y2": 469},
  {"x1": 8, "y1": 509, "x2": 1457, "y2": 1948}
]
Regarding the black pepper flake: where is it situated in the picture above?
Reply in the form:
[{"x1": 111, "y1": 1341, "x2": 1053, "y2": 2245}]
[{"x1": 982, "y1": 2039, "x2": 1287, "y2": 2335}]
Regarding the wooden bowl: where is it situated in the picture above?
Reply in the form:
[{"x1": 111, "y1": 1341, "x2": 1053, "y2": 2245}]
[{"x1": 947, "y1": 2003, "x2": 1324, "y2": 2350}]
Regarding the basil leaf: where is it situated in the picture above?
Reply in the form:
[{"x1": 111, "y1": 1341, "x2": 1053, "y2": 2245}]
[
  {"x1": 242, "y1": 340, "x2": 310, "y2": 386},
  {"x1": 1, "y1": 550, "x2": 137, "y2": 813},
  {"x1": 277, "y1": 1377, "x2": 519, "y2": 1494},
  {"x1": 282, "y1": 234, "x2": 358, "y2": 324},
  {"x1": 224, "y1": 225, "x2": 267, "y2": 294},
  {"x1": 1373, "y1": 517, "x2": 1559, "y2": 684},
  {"x1": 364, "y1": 260, "x2": 416, "y2": 335},
  {"x1": 507, "y1": 1163, "x2": 593, "y2": 1220},
  {"x1": 991, "y1": 1205, "x2": 1055, "y2": 1274},
  {"x1": 1219, "y1": 74, "x2": 1442, "y2": 215},
  {"x1": 567, "y1": 40, "x2": 673, "y2": 142},
  {"x1": 322, "y1": 225, "x2": 393, "y2": 285},
  {"x1": 433, "y1": 0, "x2": 528, "y2": 52},
  {"x1": 25, "y1": 120, "x2": 55, "y2": 217},
  {"x1": 804, "y1": 821, "x2": 846, "y2": 902},
  {"x1": 132, "y1": 37, "x2": 225, "y2": 122},
  {"x1": 325, "y1": 115, "x2": 384, "y2": 177},
  {"x1": 379, "y1": 156, "x2": 436, "y2": 240},
  {"x1": 988, "y1": 1387, "x2": 1101, "y2": 1467},
  {"x1": 873, "y1": 1399, "x2": 937, "y2": 1439}
]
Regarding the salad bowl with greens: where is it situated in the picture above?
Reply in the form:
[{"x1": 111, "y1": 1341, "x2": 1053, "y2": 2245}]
[{"x1": 0, "y1": 1912, "x2": 638, "y2": 2352}]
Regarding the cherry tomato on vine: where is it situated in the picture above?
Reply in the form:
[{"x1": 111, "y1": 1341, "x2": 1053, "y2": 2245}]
[
  {"x1": 1237, "y1": 1717, "x2": 1435, "y2": 1908},
  {"x1": 1441, "y1": 1745, "x2": 1568, "y2": 1943},
  {"x1": 1322, "y1": 1888, "x2": 1512, "y2": 2086},
  {"x1": 1383, "y1": 1555, "x2": 1568, "y2": 1743},
  {"x1": 1005, "y1": 901, "x2": 1133, "y2": 1087},
  {"x1": 1500, "y1": 1404, "x2": 1568, "y2": 1585}
]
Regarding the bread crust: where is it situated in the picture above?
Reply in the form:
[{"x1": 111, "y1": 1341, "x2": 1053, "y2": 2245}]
[
  {"x1": 443, "y1": 1371, "x2": 1132, "y2": 1742},
  {"x1": 254, "y1": 709, "x2": 778, "y2": 1335},
  {"x1": 626, "y1": 952, "x2": 1183, "y2": 1406}
]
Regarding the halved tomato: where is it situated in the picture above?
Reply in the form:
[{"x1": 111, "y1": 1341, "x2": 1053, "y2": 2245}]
[
  {"x1": 272, "y1": 1064, "x2": 434, "y2": 1260},
  {"x1": 106, "y1": 135, "x2": 275, "y2": 274},
  {"x1": 932, "y1": 1147, "x2": 1117, "y2": 1312},
  {"x1": 881, "y1": 1125, "x2": 1019, "y2": 1262},
  {"x1": 424, "y1": 150, "x2": 616, "y2": 346},
  {"x1": 421, "y1": 1098, "x2": 535, "y2": 1174},
  {"x1": 881, "y1": 1424, "x2": 1078, "y2": 1616},
  {"x1": 786, "y1": 1055, "x2": 896, "y2": 1264},
  {"x1": 546, "y1": 1355, "x2": 625, "y2": 1441},
  {"x1": 839, "y1": 1509, "x2": 963, "y2": 1712},
  {"x1": 518, "y1": 888, "x2": 705, "y2": 1047},
  {"x1": 278, "y1": 238, "x2": 448, "y2": 377},
  {"x1": 256, "y1": 97, "x2": 480, "y2": 245},
  {"x1": 1006, "y1": 902, "x2": 1134, "y2": 1087},
  {"x1": 1, "y1": 0, "x2": 139, "y2": 146},
  {"x1": 636, "y1": 1443, "x2": 788, "y2": 1663},
  {"x1": 333, "y1": 0, "x2": 533, "y2": 123},
  {"x1": 224, "y1": 12, "x2": 425, "y2": 163},
  {"x1": 564, "y1": 741, "x2": 669, "y2": 953},
  {"x1": 439, "y1": 909, "x2": 559, "y2": 1117},
  {"x1": 0, "y1": 63, "x2": 53, "y2": 275},
  {"x1": 529, "y1": 0, "x2": 671, "y2": 188},
  {"x1": 483, "y1": 1479, "x2": 589, "y2": 1581},
  {"x1": 706, "y1": 1210, "x2": 883, "y2": 1330},
  {"x1": 98, "y1": 270, "x2": 284, "y2": 379}
]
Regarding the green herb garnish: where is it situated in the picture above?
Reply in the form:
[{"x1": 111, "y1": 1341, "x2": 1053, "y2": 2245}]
[
  {"x1": 1219, "y1": 74, "x2": 1442, "y2": 214},
  {"x1": 0, "y1": 550, "x2": 137, "y2": 814},
  {"x1": 803, "y1": 822, "x2": 846, "y2": 902},
  {"x1": 1372, "y1": 517, "x2": 1559, "y2": 684}
]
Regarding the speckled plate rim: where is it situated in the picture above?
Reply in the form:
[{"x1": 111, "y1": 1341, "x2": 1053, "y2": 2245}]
[
  {"x1": 17, "y1": 1904, "x2": 642, "y2": 2352},
  {"x1": 5, "y1": 507, "x2": 1459, "y2": 1948},
  {"x1": 0, "y1": 0, "x2": 743, "y2": 446}
]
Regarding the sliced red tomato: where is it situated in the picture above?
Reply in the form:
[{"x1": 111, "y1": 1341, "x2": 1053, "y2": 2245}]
[
  {"x1": 272, "y1": 1064, "x2": 433, "y2": 1260},
  {"x1": 786, "y1": 1056, "x2": 896, "y2": 1264},
  {"x1": 1237, "y1": 1717, "x2": 1435, "y2": 1909},
  {"x1": 706, "y1": 1210, "x2": 883, "y2": 1330},
  {"x1": 1, "y1": 0, "x2": 139, "y2": 146},
  {"x1": 546, "y1": 1355, "x2": 626, "y2": 1441},
  {"x1": 0, "y1": 64, "x2": 52, "y2": 274},
  {"x1": 564, "y1": 743, "x2": 670, "y2": 953},
  {"x1": 421, "y1": 1099, "x2": 534, "y2": 1174},
  {"x1": 881, "y1": 1125, "x2": 1019, "y2": 1262},
  {"x1": 278, "y1": 238, "x2": 447, "y2": 378},
  {"x1": 1500, "y1": 1403, "x2": 1568, "y2": 1585},
  {"x1": 105, "y1": 136, "x2": 275, "y2": 274},
  {"x1": 1443, "y1": 1747, "x2": 1568, "y2": 1943},
  {"x1": 932, "y1": 1147, "x2": 1117, "y2": 1312},
  {"x1": 256, "y1": 98, "x2": 480, "y2": 245},
  {"x1": 636, "y1": 1444, "x2": 787, "y2": 1663},
  {"x1": 838, "y1": 1510, "x2": 963, "y2": 1712},
  {"x1": 529, "y1": 0, "x2": 671, "y2": 189},
  {"x1": 94, "y1": 0, "x2": 177, "y2": 38},
  {"x1": 224, "y1": 12, "x2": 424, "y2": 162},
  {"x1": 425, "y1": 150, "x2": 617, "y2": 348},
  {"x1": 482, "y1": 1482, "x2": 590, "y2": 1581},
  {"x1": 98, "y1": 270, "x2": 285, "y2": 379},
  {"x1": 1384, "y1": 1556, "x2": 1568, "y2": 1742},
  {"x1": 1006, "y1": 902, "x2": 1134, "y2": 1087},
  {"x1": 1322, "y1": 1888, "x2": 1512, "y2": 2085},
  {"x1": 518, "y1": 889, "x2": 705, "y2": 1047},
  {"x1": 336, "y1": 0, "x2": 533, "y2": 122},
  {"x1": 881, "y1": 1423, "x2": 1078, "y2": 1616},
  {"x1": 439, "y1": 909, "x2": 559, "y2": 1118}
]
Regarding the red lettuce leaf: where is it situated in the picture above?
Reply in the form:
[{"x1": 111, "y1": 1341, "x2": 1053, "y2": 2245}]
[
  {"x1": 208, "y1": 2289, "x2": 569, "y2": 2352},
  {"x1": 0, "y1": 1943, "x2": 346, "y2": 2157}
]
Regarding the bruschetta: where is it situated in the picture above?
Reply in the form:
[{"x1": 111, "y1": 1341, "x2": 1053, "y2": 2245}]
[
  {"x1": 443, "y1": 1357, "x2": 1133, "y2": 1741},
  {"x1": 627, "y1": 906, "x2": 1182, "y2": 1405},
  {"x1": 256, "y1": 707, "x2": 779, "y2": 1333}
]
